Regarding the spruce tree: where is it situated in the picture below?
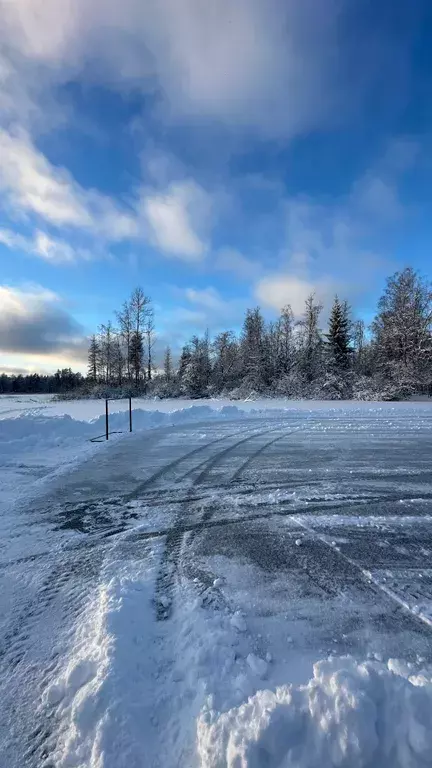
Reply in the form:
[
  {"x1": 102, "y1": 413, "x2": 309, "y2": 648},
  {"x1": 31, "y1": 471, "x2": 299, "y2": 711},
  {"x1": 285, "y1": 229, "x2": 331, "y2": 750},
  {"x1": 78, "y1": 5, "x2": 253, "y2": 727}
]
[
  {"x1": 164, "y1": 346, "x2": 173, "y2": 381},
  {"x1": 87, "y1": 335, "x2": 99, "y2": 382},
  {"x1": 326, "y1": 296, "x2": 351, "y2": 372}
]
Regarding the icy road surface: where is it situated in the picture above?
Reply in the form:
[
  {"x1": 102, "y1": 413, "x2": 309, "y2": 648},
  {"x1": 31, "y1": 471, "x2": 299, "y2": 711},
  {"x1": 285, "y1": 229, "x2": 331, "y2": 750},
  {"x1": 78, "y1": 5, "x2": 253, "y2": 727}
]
[{"x1": 2, "y1": 405, "x2": 432, "y2": 766}]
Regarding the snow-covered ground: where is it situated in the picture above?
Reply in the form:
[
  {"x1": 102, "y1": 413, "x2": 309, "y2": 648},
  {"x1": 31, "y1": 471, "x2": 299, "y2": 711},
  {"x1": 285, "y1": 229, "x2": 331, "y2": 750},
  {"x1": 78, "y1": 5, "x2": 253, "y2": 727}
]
[{"x1": 1, "y1": 398, "x2": 432, "y2": 766}]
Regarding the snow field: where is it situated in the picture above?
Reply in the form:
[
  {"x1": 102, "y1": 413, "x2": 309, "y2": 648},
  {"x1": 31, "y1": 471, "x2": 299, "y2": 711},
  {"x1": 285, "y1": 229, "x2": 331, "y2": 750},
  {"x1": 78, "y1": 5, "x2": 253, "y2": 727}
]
[{"x1": 2, "y1": 398, "x2": 432, "y2": 766}]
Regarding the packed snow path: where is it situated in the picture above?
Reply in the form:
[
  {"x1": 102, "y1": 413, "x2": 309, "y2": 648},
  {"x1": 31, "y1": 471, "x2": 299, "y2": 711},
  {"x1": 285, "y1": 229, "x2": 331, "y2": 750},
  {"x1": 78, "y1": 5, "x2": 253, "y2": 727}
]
[{"x1": 2, "y1": 407, "x2": 432, "y2": 766}]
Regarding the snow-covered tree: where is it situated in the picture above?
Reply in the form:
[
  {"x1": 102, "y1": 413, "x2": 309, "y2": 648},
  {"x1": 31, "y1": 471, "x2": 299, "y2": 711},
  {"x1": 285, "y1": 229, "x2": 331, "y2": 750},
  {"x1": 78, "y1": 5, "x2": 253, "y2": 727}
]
[
  {"x1": 87, "y1": 335, "x2": 99, "y2": 382},
  {"x1": 212, "y1": 331, "x2": 240, "y2": 391},
  {"x1": 116, "y1": 300, "x2": 133, "y2": 382},
  {"x1": 325, "y1": 297, "x2": 352, "y2": 371},
  {"x1": 130, "y1": 331, "x2": 144, "y2": 386},
  {"x1": 144, "y1": 306, "x2": 156, "y2": 381},
  {"x1": 297, "y1": 294, "x2": 323, "y2": 385},
  {"x1": 240, "y1": 307, "x2": 266, "y2": 390},
  {"x1": 98, "y1": 322, "x2": 115, "y2": 384},
  {"x1": 276, "y1": 305, "x2": 295, "y2": 378},
  {"x1": 372, "y1": 267, "x2": 432, "y2": 394},
  {"x1": 353, "y1": 319, "x2": 366, "y2": 373},
  {"x1": 112, "y1": 334, "x2": 124, "y2": 386},
  {"x1": 164, "y1": 346, "x2": 173, "y2": 381},
  {"x1": 181, "y1": 334, "x2": 211, "y2": 397}
]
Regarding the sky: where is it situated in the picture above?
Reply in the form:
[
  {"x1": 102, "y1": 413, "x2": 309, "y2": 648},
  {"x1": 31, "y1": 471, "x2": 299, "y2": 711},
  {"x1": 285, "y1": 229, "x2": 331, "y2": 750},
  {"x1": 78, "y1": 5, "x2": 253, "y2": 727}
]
[{"x1": 1, "y1": 0, "x2": 432, "y2": 374}]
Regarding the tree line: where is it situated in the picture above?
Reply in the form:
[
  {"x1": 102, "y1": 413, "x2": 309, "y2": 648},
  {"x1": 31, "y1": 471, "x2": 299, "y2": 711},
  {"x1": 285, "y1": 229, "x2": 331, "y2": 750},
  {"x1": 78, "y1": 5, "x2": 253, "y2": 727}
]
[
  {"x1": 0, "y1": 368, "x2": 83, "y2": 394},
  {"x1": 1, "y1": 267, "x2": 431, "y2": 400},
  {"x1": 83, "y1": 266, "x2": 432, "y2": 401}
]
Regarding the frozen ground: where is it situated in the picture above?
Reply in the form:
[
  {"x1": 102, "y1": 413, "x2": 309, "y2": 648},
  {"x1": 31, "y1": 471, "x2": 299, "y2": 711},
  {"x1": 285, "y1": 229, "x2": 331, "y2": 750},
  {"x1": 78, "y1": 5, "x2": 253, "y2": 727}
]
[{"x1": 1, "y1": 400, "x2": 432, "y2": 766}]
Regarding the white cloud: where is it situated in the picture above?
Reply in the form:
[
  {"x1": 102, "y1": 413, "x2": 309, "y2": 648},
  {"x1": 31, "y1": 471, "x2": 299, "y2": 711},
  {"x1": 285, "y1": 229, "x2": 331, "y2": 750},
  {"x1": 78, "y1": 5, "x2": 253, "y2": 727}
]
[
  {"x1": 0, "y1": 0, "x2": 350, "y2": 138},
  {"x1": 0, "y1": 127, "x2": 138, "y2": 239},
  {"x1": 0, "y1": 127, "x2": 92, "y2": 227},
  {"x1": 0, "y1": 227, "x2": 92, "y2": 264},
  {"x1": 255, "y1": 274, "x2": 337, "y2": 316},
  {"x1": 0, "y1": 128, "x2": 213, "y2": 260},
  {"x1": 0, "y1": 228, "x2": 30, "y2": 252},
  {"x1": 140, "y1": 180, "x2": 211, "y2": 260}
]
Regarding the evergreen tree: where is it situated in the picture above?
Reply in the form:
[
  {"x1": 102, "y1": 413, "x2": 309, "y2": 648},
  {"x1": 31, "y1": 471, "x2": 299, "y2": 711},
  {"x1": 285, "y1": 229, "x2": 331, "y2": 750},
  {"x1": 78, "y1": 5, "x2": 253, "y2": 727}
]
[
  {"x1": 212, "y1": 331, "x2": 240, "y2": 391},
  {"x1": 181, "y1": 334, "x2": 211, "y2": 397},
  {"x1": 87, "y1": 334, "x2": 99, "y2": 382},
  {"x1": 178, "y1": 343, "x2": 192, "y2": 382},
  {"x1": 325, "y1": 297, "x2": 351, "y2": 372},
  {"x1": 164, "y1": 346, "x2": 173, "y2": 381}
]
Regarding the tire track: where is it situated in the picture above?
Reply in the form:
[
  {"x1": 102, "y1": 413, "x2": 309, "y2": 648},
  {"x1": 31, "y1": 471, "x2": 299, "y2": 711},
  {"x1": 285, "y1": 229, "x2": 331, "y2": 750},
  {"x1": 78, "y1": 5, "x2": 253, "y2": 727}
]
[
  {"x1": 0, "y1": 547, "x2": 108, "y2": 768},
  {"x1": 153, "y1": 422, "x2": 292, "y2": 619},
  {"x1": 125, "y1": 422, "x2": 267, "y2": 500},
  {"x1": 188, "y1": 422, "x2": 291, "y2": 487},
  {"x1": 229, "y1": 422, "x2": 305, "y2": 484}
]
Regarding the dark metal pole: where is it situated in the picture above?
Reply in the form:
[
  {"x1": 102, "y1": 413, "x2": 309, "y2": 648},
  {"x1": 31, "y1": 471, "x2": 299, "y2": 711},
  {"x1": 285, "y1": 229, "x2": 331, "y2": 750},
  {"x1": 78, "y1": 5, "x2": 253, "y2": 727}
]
[
  {"x1": 129, "y1": 396, "x2": 132, "y2": 432},
  {"x1": 105, "y1": 399, "x2": 109, "y2": 440}
]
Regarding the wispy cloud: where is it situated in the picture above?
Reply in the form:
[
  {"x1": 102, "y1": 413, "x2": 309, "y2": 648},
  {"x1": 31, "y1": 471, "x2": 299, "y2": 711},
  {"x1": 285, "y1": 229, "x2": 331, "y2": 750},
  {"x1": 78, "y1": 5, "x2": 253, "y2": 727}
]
[
  {"x1": 0, "y1": 128, "x2": 138, "y2": 237},
  {"x1": 0, "y1": 128, "x2": 214, "y2": 261},
  {"x1": 140, "y1": 180, "x2": 211, "y2": 261},
  {"x1": 0, "y1": 227, "x2": 93, "y2": 264}
]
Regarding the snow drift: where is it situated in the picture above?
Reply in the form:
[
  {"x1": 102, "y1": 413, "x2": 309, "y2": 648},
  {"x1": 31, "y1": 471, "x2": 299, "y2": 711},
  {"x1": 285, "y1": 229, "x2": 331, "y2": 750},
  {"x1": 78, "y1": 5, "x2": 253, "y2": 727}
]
[
  {"x1": 0, "y1": 404, "x2": 247, "y2": 445},
  {"x1": 198, "y1": 656, "x2": 432, "y2": 768},
  {"x1": 45, "y1": 551, "x2": 432, "y2": 768}
]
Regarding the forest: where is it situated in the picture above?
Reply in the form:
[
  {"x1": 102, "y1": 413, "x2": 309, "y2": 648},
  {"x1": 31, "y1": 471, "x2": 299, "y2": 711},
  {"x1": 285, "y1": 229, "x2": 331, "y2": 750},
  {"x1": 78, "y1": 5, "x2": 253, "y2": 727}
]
[{"x1": 1, "y1": 267, "x2": 431, "y2": 401}]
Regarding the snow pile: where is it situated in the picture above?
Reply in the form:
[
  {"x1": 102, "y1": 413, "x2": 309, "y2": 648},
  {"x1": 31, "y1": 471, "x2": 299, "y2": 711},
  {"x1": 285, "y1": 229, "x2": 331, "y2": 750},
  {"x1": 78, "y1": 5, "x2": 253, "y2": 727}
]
[
  {"x1": 197, "y1": 656, "x2": 432, "y2": 768},
  {"x1": 43, "y1": 546, "x2": 269, "y2": 767},
  {"x1": 0, "y1": 404, "x2": 247, "y2": 445},
  {"x1": 44, "y1": 547, "x2": 432, "y2": 768},
  {"x1": 44, "y1": 555, "x2": 160, "y2": 767}
]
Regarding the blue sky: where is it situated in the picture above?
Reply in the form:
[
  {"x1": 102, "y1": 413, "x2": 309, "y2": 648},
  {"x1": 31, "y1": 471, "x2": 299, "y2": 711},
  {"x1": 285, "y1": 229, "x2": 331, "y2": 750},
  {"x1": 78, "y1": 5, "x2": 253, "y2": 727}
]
[{"x1": 1, "y1": 0, "x2": 432, "y2": 373}]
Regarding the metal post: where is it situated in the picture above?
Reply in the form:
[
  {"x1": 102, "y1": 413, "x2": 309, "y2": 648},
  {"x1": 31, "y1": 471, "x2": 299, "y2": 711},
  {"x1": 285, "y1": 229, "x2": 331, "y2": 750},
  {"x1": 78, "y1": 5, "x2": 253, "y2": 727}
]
[
  {"x1": 129, "y1": 396, "x2": 132, "y2": 432},
  {"x1": 105, "y1": 399, "x2": 109, "y2": 440}
]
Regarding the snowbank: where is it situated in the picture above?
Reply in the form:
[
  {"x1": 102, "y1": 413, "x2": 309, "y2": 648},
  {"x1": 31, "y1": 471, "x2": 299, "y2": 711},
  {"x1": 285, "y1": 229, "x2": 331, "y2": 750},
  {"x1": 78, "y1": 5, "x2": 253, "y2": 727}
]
[
  {"x1": 0, "y1": 403, "x2": 250, "y2": 510},
  {"x1": 44, "y1": 546, "x2": 432, "y2": 768},
  {"x1": 45, "y1": 550, "x2": 253, "y2": 767},
  {"x1": 198, "y1": 656, "x2": 432, "y2": 768},
  {"x1": 0, "y1": 404, "x2": 246, "y2": 445}
]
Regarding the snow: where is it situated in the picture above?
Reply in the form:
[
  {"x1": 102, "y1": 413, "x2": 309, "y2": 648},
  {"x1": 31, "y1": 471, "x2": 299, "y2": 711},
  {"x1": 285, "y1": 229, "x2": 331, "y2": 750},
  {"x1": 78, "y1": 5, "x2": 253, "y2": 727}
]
[
  {"x1": 2, "y1": 399, "x2": 432, "y2": 766},
  {"x1": 246, "y1": 653, "x2": 268, "y2": 678},
  {"x1": 197, "y1": 655, "x2": 432, "y2": 768},
  {"x1": 41, "y1": 554, "x2": 432, "y2": 768},
  {"x1": 0, "y1": 400, "x2": 251, "y2": 510},
  {"x1": 231, "y1": 612, "x2": 248, "y2": 632}
]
